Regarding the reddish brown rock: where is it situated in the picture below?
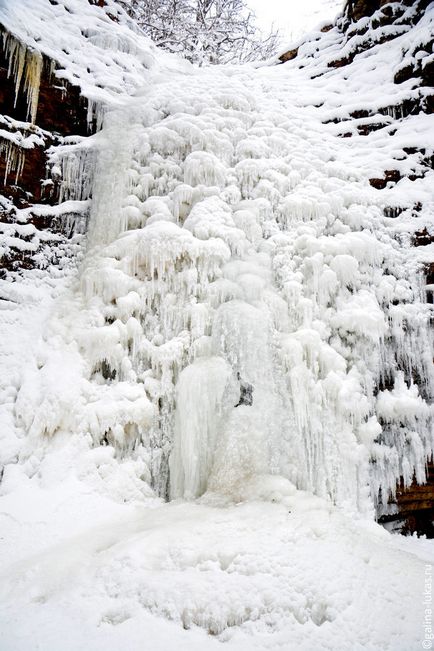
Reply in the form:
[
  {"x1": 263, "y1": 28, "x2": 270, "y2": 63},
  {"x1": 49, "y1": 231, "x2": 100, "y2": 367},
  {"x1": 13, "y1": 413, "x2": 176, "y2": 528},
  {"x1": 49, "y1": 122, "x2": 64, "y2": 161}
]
[
  {"x1": 279, "y1": 47, "x2": 298, "y2": 63},
  {"x1": 0, "y1": 26, "x2": 92, "y2": 274},
  {"x1": 398, "y1": 460, "x2": 434, "y2": 536},
  {"x1": 369, "y1": 177, "x2": 387, "y2": 189},
  {"x1": 328, "y1": 56, "x2": 354, "y2": 69},
  {"x1": 369, "y1": 169, "x2": 402, "y2": 189},
  {"x1": 0, "y1": 34, "x2": 90, "y2": 136},
  {"x1": 345, "y1": 0, "x2": 380, "y2": 22}
]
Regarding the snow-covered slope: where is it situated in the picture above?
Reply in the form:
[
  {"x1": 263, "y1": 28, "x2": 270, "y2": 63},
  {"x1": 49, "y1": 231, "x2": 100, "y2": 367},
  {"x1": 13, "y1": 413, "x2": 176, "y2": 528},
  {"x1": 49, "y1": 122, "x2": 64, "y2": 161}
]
[
  {"x1": 0, "y1": 0, "x2": 188, "y2": 114},
  {"x1": 0, "y1": 1, "x2": 433, "y2": 649}
]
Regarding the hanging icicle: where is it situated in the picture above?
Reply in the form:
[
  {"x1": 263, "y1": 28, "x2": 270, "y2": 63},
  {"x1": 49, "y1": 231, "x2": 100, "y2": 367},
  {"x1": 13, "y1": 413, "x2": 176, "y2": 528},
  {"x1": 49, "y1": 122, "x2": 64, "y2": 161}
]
[
  {"x1": 0, "y1": 138, "x2": 25, "y2": 185},
  {"x1": 3, "y1": 32, "x2": 43, "y2": 124}
]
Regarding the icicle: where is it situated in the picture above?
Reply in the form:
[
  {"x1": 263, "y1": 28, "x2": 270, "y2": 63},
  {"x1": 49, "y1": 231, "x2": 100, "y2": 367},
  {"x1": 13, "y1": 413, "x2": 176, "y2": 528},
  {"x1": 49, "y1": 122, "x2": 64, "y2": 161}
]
[
  {"x1": 0, "y1": 139, "x2": 25, "y2": 185},
  {"x1": 3, "y1": 32, "x2": 43, "y2": 124},
  {"x1": 169, "y1": 357, "x2": 237, "y2": 499},
  {"x1": 86, "y1": 98, "x2": 106, "y2": 133},
  {"x1": 55, "y1": 141, "x2": 97, "y2": 203}
]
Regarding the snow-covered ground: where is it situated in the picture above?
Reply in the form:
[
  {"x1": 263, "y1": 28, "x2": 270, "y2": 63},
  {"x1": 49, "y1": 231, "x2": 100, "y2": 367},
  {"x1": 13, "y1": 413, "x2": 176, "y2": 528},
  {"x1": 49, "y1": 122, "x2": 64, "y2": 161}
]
[
  {"x1": 0, "y1": 1, "x2": 433, "y2": 649},
  {"x1": 1, "y1": 472, "x2": 433, "y2": 651}
]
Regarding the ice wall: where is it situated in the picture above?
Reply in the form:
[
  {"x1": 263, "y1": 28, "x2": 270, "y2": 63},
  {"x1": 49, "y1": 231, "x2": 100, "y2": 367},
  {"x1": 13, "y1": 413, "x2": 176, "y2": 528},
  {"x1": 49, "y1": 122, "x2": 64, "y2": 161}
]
[
  {"x1": 15, "y1": 68, "x2": 431, "y2": 514},
  {"x1": 8, "y1": 0, "x2": 433, "y2": 516}
]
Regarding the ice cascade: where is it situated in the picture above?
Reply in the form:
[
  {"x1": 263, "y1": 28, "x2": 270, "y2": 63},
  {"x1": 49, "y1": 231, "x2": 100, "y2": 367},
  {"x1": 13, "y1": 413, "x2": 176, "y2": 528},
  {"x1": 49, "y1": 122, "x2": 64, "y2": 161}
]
[{"x1": 15, "y1": 66, "x2": 433, "y2": 515}]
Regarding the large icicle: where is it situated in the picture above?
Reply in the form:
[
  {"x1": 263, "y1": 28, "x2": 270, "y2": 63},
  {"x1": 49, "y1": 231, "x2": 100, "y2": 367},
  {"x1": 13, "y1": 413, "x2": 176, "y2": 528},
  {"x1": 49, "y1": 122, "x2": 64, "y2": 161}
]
[
  {"x1": 169, "y1": 357, "x2": 237, "y2": 499},
  {"x1": 3, "y1": 32, "x2": 43, "y2": 124}
]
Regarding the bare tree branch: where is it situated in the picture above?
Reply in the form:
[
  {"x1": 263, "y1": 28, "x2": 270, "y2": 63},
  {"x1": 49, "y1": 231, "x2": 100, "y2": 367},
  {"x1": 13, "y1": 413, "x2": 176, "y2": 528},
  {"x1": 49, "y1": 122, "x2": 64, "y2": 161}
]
[{"x1": 117, "y1": 0, "x2": 281, "y2": 65}]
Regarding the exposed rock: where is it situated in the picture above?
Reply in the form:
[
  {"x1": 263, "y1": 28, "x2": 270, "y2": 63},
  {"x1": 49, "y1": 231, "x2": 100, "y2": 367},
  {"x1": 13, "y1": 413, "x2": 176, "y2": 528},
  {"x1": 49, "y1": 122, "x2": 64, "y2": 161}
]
[
  {"x1": 0, "y1": 34, "x2": 90, "y2": 137},
  {"x1": 345, "y1": 0, "x2": 381, "y2": 22},
  {"x1": 0, "y1": 26, "x2": 92, "y2": 274},
  {"x1": 369, "y1": 169, "x2": 401, "y2": 189},
  {"x1": 235, "y1": 374, "x2": 254, "y2": 407},
  {"x1": 357, "y1": 121, "x2": 389, "y2": 135},
  {"x1": 279, "y1": 47, "x2": 298, "y2": 64},
  {"x1": 379, "y1": 459, "x2": 434, "y2": 537},
  {"x1": 413, "y1": 228, "x2": 434, "y2": 247}
]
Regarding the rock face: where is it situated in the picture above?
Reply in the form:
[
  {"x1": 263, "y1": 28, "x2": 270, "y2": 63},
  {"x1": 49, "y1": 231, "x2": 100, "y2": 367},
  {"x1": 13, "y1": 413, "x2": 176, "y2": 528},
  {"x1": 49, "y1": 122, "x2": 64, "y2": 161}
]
[
  {"x1": 346, "y1": 0, "x2": 381, "y2": 21},
  {"x1": 280, "y1": 0, "x2": 433, "y2": 73},
  {"x1": 380, "y1": 458, "x2": 434, "y2": 537},
  {"x1": 346, "y1": 0, "x2": 432, "y2": 21},
  {"x1": 331, "y1": 0, "x2": 432, "y2": 69},
  {"x1": 0, "y1": 39, "x2": 89, "y2": 137},
  {"x1": 334, "y1": 1, "x2": 433, "y2": 538},
  {"x1": 397, "y1": 459, "x2": 434, "y2": 537},
  {"x1": 0, "y1": 26, "x2": 92, "y2": 275}
]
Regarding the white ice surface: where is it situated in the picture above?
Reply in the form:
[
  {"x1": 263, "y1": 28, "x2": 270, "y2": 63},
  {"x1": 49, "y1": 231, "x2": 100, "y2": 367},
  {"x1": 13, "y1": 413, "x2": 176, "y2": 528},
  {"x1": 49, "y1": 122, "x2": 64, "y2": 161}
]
[{"x1": 1, "y1": 469, "x2": 433, "y2": 651}]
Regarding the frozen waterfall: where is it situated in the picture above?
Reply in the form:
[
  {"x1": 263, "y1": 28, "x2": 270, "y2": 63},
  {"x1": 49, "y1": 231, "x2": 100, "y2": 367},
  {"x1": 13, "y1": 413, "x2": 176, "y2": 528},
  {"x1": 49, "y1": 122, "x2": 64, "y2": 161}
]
[{"x1": 16, "y1": 63, "x2": 433, "y2": 516}]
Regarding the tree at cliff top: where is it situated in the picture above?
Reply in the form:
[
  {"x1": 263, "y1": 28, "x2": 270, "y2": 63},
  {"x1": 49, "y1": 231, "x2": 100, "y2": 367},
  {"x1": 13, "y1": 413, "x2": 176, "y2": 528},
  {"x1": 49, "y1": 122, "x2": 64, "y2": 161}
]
[{"x1": 118, "y1": 0, "x2": 280, "y2": 64}]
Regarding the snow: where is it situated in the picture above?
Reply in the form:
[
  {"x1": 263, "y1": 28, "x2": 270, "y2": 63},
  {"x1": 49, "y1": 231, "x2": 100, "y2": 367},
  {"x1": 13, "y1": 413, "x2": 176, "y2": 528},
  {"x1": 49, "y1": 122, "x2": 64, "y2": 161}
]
[
  {"x1": 0, "y1": 0, "x2": 433, "y2": 649},
  {"x1": 249, "y1": 0, "x2": 342, "y2": 43},
  {"x1": 0, "y1": 0, "x2": 190, "y2": 117},
  {"x1": 0, "y1": 116, "x2": 46, "y2": 183},
  {"x1": 0, "y1": 469, "x2": 432, "y2": 651}
]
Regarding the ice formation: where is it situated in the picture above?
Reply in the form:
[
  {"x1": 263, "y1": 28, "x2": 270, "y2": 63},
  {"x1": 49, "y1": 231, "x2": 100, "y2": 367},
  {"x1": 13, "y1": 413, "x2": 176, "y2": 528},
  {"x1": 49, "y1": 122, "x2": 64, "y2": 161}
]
[
  {"x1": 0, "y1": 138, "x2": 25, "y2": 184},
  {"x1": 0, "y1": 116, "x2": 46, "y2": 184},
  {"x1": 5, "y1": 36, "x2": 431, "y2": 519},
  {"x1": 2, "y1": 32, "x2": 43, "y2": 124},
  {"x1": 1, "y1": 0, "x2": 433, "y2": 517},
  {"x1": 1, "y1": 1, "x2": 434, "y2": 648}
]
